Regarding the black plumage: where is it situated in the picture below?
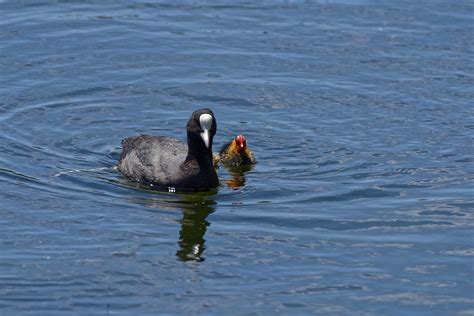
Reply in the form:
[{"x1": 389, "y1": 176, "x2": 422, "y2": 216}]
[{"x1": 118, "y1": 108, "x2": 218, "y2": 191}]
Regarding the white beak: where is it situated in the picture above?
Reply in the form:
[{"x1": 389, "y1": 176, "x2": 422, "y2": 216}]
[{"x1": 199, "y1": 114, "x2": 213, "y2": 149}]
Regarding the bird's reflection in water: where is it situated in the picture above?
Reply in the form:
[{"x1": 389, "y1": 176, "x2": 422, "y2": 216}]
[
  {"x1": 123, "y1": 182, "x2": 216, "y2": 262},
  {"x1": 119, "y1": 160, "x2": 253, "y2": 262},
  {"x1": 223, "y1": 164, "x2": 254, "y2": 190},
  {"x1": 175, "y1": 192, "x2": 216, "y2": 262}
]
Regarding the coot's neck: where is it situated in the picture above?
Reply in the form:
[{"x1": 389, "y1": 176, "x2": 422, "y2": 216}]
[{"x1": 186, "y1": 132, "x2": 213, "y2": 166}]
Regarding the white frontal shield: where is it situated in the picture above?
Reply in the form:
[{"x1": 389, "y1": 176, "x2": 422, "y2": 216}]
[{"x1": 199, "y1": 114, "x2": 213, "y2": 149}]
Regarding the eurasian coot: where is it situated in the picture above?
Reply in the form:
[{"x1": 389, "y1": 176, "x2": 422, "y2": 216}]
[
  {"x1": 118, "y1": 108, "x2": 218, "y2": 191},
  {"x1": 214, "y1": 134, "x2": 256, "y2": 167}
]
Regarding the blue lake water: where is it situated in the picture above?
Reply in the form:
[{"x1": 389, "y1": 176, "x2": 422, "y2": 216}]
[{"x1": 1, "y1": 0, "x2": 473, "y2": 314}]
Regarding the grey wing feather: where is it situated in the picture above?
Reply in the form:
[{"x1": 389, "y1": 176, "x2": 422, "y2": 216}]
[{"x1": 118, "y1": 135, "x2": 187, "y2": 185}]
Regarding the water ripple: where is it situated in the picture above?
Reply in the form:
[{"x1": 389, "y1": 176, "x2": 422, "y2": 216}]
[{"x1": 1, "y1": 0, "x2": 473, "y2": 314}]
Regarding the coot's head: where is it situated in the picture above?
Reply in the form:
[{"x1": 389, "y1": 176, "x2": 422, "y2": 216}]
[
  {"x1": 187, "y1": 108, "x2": 217, "y2": 154},
  {"x1": 234, "y1": 134, "x2": 247, "y2": 153}
]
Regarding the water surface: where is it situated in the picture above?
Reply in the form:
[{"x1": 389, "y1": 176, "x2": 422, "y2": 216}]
[{"x1": 1, "y1": 0, "x2": 473, "y2": 315}]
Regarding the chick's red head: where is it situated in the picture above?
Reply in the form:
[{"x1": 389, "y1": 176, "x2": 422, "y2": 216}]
[{"x1": 234, "y1": 134, "x2": 247, "y2": 152}]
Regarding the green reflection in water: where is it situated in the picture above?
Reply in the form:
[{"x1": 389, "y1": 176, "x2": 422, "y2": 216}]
[
  {"x1": 121, "y1": 180, "x2": 217, "y2": 262},
  {"x1": 176, "y1": 192, "x2": 216, "y2": 262},
  {"x1": 117, "y1": 162, "x2": 253, "y2": 262}
]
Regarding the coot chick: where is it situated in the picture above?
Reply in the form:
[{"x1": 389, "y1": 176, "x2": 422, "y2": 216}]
[
  {"x1": 214, "y1": 134, "x2": 256, "y2": 167},
  {"x1": 118, "y1": 108, "x2": 218, "y2": 191}
]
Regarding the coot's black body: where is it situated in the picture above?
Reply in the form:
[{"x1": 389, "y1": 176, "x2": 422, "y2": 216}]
[{"x1": 118, "y1": 108, "x2": 218, "y2": 191}]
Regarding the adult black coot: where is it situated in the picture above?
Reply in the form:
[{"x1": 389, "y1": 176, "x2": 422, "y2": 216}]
[
  {"x1": 214, "y1": 134, "x2": 256, "y2": 167},
  {"x1": 118, "y1": 108, "x2": 218, "y2": 191}
]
